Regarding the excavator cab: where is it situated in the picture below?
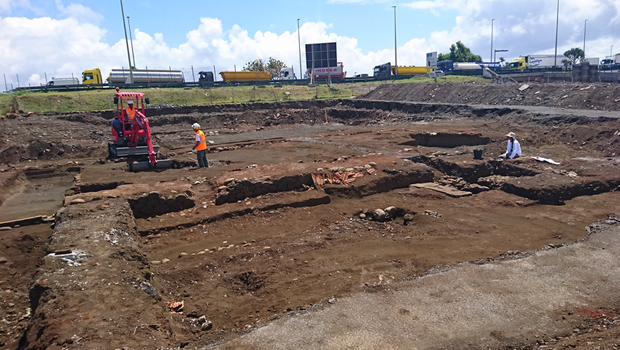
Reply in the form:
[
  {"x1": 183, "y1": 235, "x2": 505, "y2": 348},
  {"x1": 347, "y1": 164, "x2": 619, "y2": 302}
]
[{"x1": 108, "y1": 92, "x2": 171, "y2": 172}]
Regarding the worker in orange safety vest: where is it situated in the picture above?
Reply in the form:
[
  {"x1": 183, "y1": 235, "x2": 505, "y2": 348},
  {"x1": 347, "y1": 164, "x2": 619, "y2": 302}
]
[
  {"x1": 192, "y1": 123, "x2": 209, "y2": 167},
  {"x1": 126, "y1": 100, "x2": 136, "y2": 121}
]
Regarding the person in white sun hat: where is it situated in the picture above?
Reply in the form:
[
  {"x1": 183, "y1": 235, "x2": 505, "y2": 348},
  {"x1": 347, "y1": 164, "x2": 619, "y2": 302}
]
[{"x1": 499, "y1": 131, "x2": 521, "y2": 159}]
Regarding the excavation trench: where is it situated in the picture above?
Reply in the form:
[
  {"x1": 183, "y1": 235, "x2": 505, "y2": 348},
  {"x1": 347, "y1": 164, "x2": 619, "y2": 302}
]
[
  {"x1": 408, "y1": 155, "x2": 539, "y2": 183},
  {"x1": 407, "y1": 132, "x2": 490, "y2": 148}
]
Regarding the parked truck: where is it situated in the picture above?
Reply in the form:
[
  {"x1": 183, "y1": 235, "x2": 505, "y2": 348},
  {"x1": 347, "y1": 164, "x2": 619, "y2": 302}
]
[
  {"x1": 198, "y1": 71, "x2": 214, "y2": 82},
  {"x1": 305, "y1": 62, "x2": 345, "y2": 79},
  {"x1": 508, "y1": 55, "x2": 569, "y2": 69},
  {"x1": 436, "y1": 60, "x2": 501, "y2": 73},
  {"x1": 600, "y1": 54, "x2": 620, "y2": 70},
  {"x1": 219, "y1": 71, "x2": 272, "y2": 81},
  {"x1": 46, "y1": 77, "x2": 80, "y2": 87},
  {"x1": 373, "y1": 62, "x2": 430, "y2": 77},
  {"x1": 81, "y1": 68, "x2": 185, "y2": 84},
  {"x1": 276, "y1": 67, "x2": 297, "y2": 80},
  {"x1": 109, "y1": 69, "x2": 184, "y2": 84},
  {"x1": 219, "y1": 67, "x2": 298, "y2": 82},
  {"x1": 82, "y1": 68, "x2": 102, "y2": 86}
]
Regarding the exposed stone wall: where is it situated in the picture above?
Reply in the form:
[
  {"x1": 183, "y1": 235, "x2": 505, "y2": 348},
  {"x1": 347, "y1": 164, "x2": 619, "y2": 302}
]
[
  {"x1": 129, "y1": 191, "x2": 195, "y2": 218},
  {"x1": 215, "y1": 175, "x2": 312, "y2": 205}
]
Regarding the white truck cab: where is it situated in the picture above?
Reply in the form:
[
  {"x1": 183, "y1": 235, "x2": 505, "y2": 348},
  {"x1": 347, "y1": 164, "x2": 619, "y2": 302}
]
[{"x1": 277, "y1": 68, "x2": 296, "y2": 80}]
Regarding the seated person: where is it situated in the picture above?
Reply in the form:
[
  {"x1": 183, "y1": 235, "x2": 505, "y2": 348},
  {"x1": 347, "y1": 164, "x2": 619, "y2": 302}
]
[
  {"x1": 125, "y1": 100, "x2": 136, "y2": 122},
  {"x1": 499, "y1": 132, "x2": 522, "y2": 159}
]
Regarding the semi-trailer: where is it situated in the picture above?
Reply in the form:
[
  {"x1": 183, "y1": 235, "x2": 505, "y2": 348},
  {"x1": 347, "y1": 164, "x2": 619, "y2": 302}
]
[
  {"x1": 508, "y1": 55, "x2": 569, "y2": 69},
  {"x1": 373, "y1": 62, "x2": 431, "y2": 77}
]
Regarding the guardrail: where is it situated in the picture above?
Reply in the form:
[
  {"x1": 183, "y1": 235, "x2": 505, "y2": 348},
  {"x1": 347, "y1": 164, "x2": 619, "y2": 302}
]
[{"x1": 12, "y1": 74, "x2": 423, "y2": 93}]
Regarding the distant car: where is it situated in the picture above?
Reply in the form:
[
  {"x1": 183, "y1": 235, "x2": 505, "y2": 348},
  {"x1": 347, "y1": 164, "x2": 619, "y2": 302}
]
[
  {"x1": 599, "y1": 59, "x2": 620, "y2": 71},
  {"x1": 352, "y1": 73, "x2": 369, "y2": 78}
]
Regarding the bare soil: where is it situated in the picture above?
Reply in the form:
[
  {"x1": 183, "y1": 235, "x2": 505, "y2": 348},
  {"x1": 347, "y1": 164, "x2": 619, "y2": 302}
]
[
  {"x1": 1, "y1": 81, "x2": 619, "y2": 349},
  {"x1": 362, "y1": 81, "x2": 620, "y2": 111}
]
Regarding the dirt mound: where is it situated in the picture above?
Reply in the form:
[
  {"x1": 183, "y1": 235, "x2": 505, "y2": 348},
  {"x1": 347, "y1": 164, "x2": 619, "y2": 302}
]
[
  {"x1": 0, "y1": 141, "x2": 104, "y2": 163},
  {"x1": 57, "y1": 113, "x2": 109, "y2": 125},
  {"x1": 360, "y1": 82, "x2": 620, "y2": 111}
]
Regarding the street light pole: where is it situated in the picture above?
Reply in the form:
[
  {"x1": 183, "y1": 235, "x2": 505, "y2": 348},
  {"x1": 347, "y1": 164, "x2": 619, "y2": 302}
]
[
  {"x1": 119, "y1": 0, "x2": 133, "y2": 83},
  {"x1": 297, "y1": 19, "x2": 302, "y2": 79},
  {"x1": 554, "y1": 0, "x2": 560, "y2": 67},
  {"x1": 582, "y1": 19, "x2": 587, "y2": 58},
  {"x1": 494, "y1": 49, "x2": 508, "y2": 64},
  {"x1": 490, "y1": 19, "x2": 494, "y2": 62},
  {"x1": 127, "y1": 16, "x2": 137, "y2": 68},
  {"x1": 393, "y1": 6, "x2": 398, "y2": 76}
]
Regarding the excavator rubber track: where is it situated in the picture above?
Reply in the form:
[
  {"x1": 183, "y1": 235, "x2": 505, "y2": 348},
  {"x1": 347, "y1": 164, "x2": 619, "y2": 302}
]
[{"x1": 130, "y1": 159, "x2": 172, "y2": 172}]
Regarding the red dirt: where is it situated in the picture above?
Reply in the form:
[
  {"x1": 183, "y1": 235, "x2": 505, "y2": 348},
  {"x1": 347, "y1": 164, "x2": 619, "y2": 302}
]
[
  {"x1": 1, "y1": 82, "x2": 620, "y2": 349},
  {"x1": 361, "y1": 81, "x2": 620, "y2": 111}
]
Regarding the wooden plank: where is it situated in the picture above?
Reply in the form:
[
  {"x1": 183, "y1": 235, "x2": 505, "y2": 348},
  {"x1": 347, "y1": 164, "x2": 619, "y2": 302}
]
[{"x1": 411, "y1": 183, "x2": 472, "y2": 198}]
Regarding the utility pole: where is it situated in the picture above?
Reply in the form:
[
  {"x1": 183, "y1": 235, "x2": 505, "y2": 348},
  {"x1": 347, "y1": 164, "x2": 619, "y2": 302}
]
[
  {"x1": 120, "y1": 0, "x2": 133, "y2": 83},
  {"x1": 582, "y1": 19, "x2": 587, "y2": 58},
  {"x1": 554, "y1": 0, "x2": 560, "y2": 67},
  {"x1": 3, "y1": 74, "x2": 7, "y2": 92},
  {"x1": 393, "y1": 6, "x2": 398, "y2": 76},
  {"x1": 127, "y1": 16, "x2": 137, "y2": 68},
  {"x1": 297, "y1": 19, "x2": 302, "y2": 79},
  {"x1": 490, "y1": 19, "x2": 494, "y2": 62}
]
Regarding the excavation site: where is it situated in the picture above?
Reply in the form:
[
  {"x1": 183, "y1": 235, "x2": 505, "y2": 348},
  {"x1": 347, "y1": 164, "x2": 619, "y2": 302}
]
[{"x1": 1, "y1": 82, "x2": 620, "y2": 349}]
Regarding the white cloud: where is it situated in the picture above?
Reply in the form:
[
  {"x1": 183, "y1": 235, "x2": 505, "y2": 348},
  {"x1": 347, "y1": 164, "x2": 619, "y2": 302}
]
[
  {"x1": 55, "y1": 0, "x2": 104, "y2": 25},
  {"x1": 400, "y1": 0, "x2": 620, "y2": 62},
  {"x1": 405, "y1": 0, "x2": 443, "y2": 10},
  {"x1": 0, "y1": 0, "x2": 30, "y2": 14},
  {"x1": 1, "y1": 0, "x2": 619, "y2": 89}
]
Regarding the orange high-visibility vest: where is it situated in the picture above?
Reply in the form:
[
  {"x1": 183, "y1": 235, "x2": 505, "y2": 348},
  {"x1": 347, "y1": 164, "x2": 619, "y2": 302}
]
[
  {"x1": 126, "y1": 106, "x2": 136, "y2": 120},
  {"x1": 195, "y1": 130, "x2": 207, "y2": 151}
]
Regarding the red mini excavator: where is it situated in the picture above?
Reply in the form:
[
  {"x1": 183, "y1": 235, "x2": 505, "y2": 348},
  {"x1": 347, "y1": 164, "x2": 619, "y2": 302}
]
[{"x1": 108, "y1": 92, "x2": 171, "y2": 172}]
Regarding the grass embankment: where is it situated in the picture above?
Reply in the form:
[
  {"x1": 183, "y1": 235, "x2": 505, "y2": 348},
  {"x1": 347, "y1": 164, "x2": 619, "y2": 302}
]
[
  {"x1": 8, "y1": 85, "x2": 356, "y2": 114},
  {"x1": 2, "y1": 76, "x2": 485, "y2": 116}
]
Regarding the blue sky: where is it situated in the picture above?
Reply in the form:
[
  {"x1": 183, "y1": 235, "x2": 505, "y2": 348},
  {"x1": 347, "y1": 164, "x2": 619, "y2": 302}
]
[{"x1": 1, "y1": 0, "x2": 619, "y2": 88}]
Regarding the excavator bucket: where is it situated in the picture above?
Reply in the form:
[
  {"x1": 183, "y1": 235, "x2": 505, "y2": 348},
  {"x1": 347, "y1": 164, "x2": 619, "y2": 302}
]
[{"x1": 130, "y1": 159, "x2": 172, "y2": 172}]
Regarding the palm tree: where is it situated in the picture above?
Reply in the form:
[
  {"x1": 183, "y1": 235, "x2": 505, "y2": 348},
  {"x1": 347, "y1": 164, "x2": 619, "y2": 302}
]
[{"x1": 563, "y1": 48, "x2": 585, "y2": 65}]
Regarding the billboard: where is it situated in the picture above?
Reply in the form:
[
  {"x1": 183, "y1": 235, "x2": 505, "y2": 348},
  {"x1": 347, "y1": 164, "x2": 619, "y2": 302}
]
[
  {"x1": 305, "y1": 42, "x2": 337, "y2": 69},
  {"x1": 426, "y1": 52, "x2": 438, "y2": 68}
]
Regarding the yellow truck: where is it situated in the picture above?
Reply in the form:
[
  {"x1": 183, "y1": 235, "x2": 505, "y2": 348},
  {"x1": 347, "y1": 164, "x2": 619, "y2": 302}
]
[
  {"x1": 219, "y1": 71, "x2": 272, "y2": 81},
  {"x1": 392, "y1": 65, "x2": 432, "y2": 75},
  {"x1": 373, "y1": 63, "x2": 432, "y2": 77},
  {"x1": 82, "y1": 68, "x2": 103, "y2": 86}
]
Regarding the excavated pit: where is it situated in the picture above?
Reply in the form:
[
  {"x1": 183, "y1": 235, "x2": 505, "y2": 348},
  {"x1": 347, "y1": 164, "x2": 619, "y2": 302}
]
[
  {"x1": 128, "y1": 191, "x2": 195, "y2": 219},
  {"x1": 408, "y1": 132, "x2": 490, "y2": 148},
  {"x1": 2, "y1": 91, "x2": 620, "y2": 349}
]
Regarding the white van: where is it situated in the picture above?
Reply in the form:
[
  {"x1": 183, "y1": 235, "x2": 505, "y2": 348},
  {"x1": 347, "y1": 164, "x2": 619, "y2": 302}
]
[{"x1": 46, "y1": 77, "x2": 80, "y2": 87}]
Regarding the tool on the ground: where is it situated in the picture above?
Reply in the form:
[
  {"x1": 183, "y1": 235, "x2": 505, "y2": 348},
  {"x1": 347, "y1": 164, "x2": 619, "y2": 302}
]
[{"x1": 108, "y1": 92, "x2": 171, "y2": 172}]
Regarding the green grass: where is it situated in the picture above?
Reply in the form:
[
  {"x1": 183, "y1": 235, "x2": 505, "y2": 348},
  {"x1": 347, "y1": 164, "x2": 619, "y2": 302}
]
[
  {"x1": 0, "y1": 93, "x2": 13, "y2": 116},
  {"x1": 1, "y1": 77, "x2": 487, "y2": 116},
  {"x1": 4, "y1": 84, "x2": 358, "y2": 115}
]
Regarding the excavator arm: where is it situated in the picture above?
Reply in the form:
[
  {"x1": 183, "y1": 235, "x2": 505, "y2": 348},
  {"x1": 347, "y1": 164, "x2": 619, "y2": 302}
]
[{"x1": 127, "y1": 111, "x2": 171, "y2": 172}]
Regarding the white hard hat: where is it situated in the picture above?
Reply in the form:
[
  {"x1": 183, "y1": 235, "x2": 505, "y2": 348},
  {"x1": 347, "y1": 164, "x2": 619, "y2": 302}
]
[{"x1": 192, "y1": 123, "x2": 200, "y2": 129}]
